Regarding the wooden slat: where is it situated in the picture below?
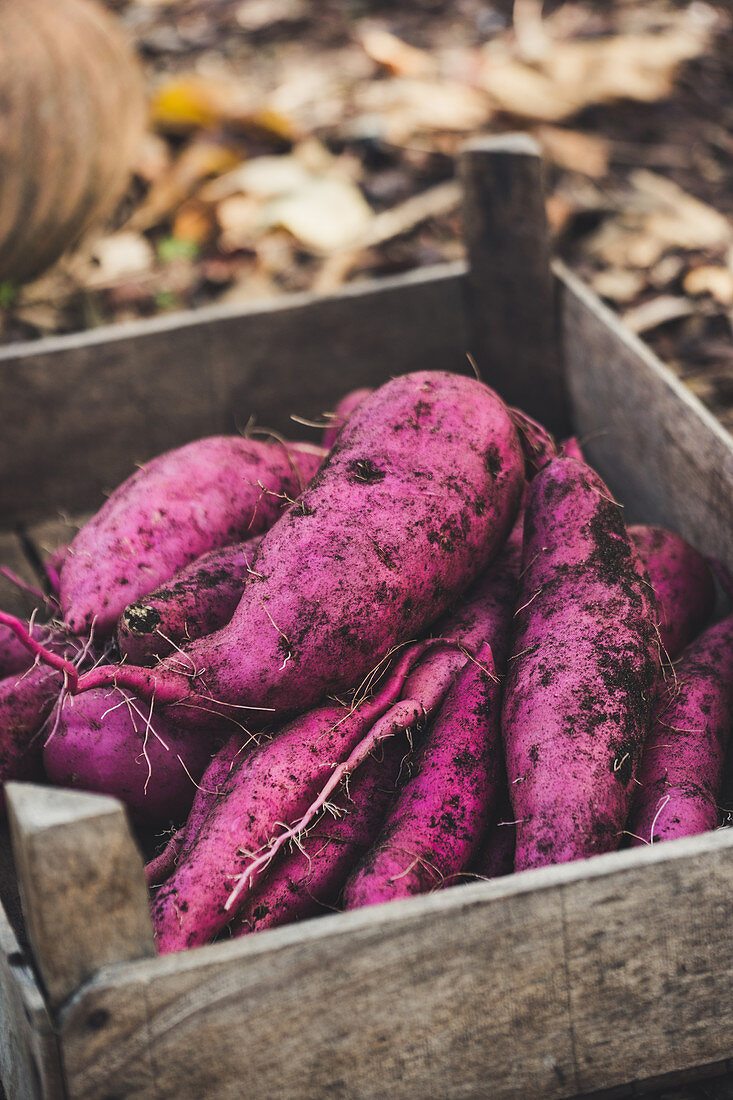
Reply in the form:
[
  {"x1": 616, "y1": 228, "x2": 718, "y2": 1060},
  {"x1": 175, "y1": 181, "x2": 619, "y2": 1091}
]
[
  {"x1": 459, "y1": 135, "x2": 569, "y2": 436},
  {"x1": 0, "y1": 902, "x2": 64, "y2": 1100},
  {"x1": 2, "y1": 254, "x2": 730, "y2": 546},
  {"x1": 60, "y1": 872, "x2": 575, "y2": 1100},
  {"x1": 56, "y1": 830, "x2": 733, "y2": 1100},
  {"x1": 0, "y1": 264, "x2": 468, "y2": 527},
  {"x1": 6, "y1": 783, "x2": 156, "y2": 1012},
  {"x1": 556, "y1": 261, "x2": 733, "y2": 571}
]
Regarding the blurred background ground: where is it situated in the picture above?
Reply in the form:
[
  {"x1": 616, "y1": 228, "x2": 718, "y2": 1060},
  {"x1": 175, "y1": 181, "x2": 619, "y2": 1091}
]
[{"x1": 1, "y1": 0, "x2": 732, "y2": 430}]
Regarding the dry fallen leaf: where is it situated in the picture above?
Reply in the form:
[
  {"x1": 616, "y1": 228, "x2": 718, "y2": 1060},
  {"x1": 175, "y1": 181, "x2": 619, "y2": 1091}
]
[
  {"x1": 477, "y1": 16, "x2": 711, "y2": 122},
  {"x1": 359, "y1": 26, "x2": 436, "y2": 78},
  {"x1": 11, "y1": 301, "x2": 63, "y2": 333},
  {"x1": 355, "y1": 78, "x2": 492, "y2": 143},
  {"x1": 173, "y1": 200, "x2": 216, "y2": 246},
  {"x1": 150, "y1": 75, "x2": 232, "y2": 132},
  {"x1": 227, "y1": 156, "x2": 314, "y2": 199},
  {"x1": 586, "y1": 171, "x2": 732, "y2": 270},
  {"x1": 130, "y1": 140, "x2": 241, "y2": 231},
  {"x1": 150, "y1": 73, "x2": 299, "y2": 142},
  {"x1": 360, "y1": 180, "x2": 461, "y2": 251},
  {"x1": 87, "y1": 231, "x2": 155, "y2": 285},
  {"x1": 267, "y1": 49, "x2": 369, "y2": 131},
  {"x1": 535, "y1": 126, "x2": 609, "y2": 178},
  {"x1": 218, "y1": 269, "x2": 285, "y2": 305},
  {"x1": 590, "y1": 268, "x2": 646, "y2": 304},
  {"x1": 683, "y1": 265, "x2": 733, "y2": 305},
  {"x1": 217, "y1": 195, "x2": 263, "y2": 252},
  {"x1": 649, "y1": 254, "x2": 686, "y2": 289},
  {"x1": 266, "y1": 177, "x2": 373, "y2": 253},
  {"x1": 622, "y1": 295, "x2": 696, "y2": 335},
  {"x1": 585, "y1": 218, "x2": 667, "y2": 269},
  {"x1": 235, "y1": 0, "x2": 306, "y2": 32},
  {"x1": 631, "y1": 170, "x2": 733, "y2": 251},
  {"x1": 312, "y1": 179, "x2": 462, "y2": 291}
]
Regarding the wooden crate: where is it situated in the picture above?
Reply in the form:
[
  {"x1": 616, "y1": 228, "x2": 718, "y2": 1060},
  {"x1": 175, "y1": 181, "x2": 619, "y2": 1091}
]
[{"x1": 1, "y1": 136, "x2": 732, "y2": 1100}]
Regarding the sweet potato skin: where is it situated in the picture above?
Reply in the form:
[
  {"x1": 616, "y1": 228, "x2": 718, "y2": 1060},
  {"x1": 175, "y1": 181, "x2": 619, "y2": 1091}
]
[
  {"x1": 502, "y1": 457, "x2": 660, "y2": 870},
  {"x1": 117, "y1": 536, "x2": 263, "y2": 666},
  {"x1": 43, "y1": 689, "x2": 217, "y2": 825},
  {"x1": 77, "y1": 372, "x2": 525, "y2": 723},
  {"x1": 60, "y1": 437, "x2": 324, "y2": 635},
  {"x1": 322, "y1": 388, "x2": 373, "y2": 450},
  {"x1": 232, "y1": 732, "x2": 410, "y2": 935},
  {"x1": 1, "y1": 621, "x2": 53, "y2": 678},
  {"x1": 150, "y1": 647, "x2": 427, "y2": 952},
  {"x1": 145, "y1": 734, "x2": 247, "y2": 885},
  {"x1": 629, "y1": 525, "x2": 715, "y2": 658},
  {"x1": 176, "y1": 372, "x2": 523, "y2": 716},
  {"x1": 344, "y1": 644, "x2": 503, "y2": 907},
  {"x1": 0, "y1": 665, "x2": 64, "y2": 810},
  {"x1": 627, "y1": 615, "x2": 733, "y2": 845}
]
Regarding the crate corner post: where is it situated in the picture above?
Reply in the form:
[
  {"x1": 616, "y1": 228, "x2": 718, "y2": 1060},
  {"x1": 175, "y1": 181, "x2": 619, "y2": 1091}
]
[
  {"x1": 458, "y1": 132, "x2": 570, "y2": 437},
  {"x1": 5, "y1": 782, "x2": 156, "y2": 1015}
]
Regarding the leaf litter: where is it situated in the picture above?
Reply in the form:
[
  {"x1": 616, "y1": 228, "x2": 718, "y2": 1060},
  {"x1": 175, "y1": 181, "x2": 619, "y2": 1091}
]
[{"x1": 1, "y1": 0, "x2": 731, "y2": 431}]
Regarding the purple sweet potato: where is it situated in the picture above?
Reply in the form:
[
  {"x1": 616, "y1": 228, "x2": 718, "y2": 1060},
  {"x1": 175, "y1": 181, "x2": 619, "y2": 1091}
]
[
  {"x1": 226, "y1": 534, "x2": 527, "y2": 934},
  {"x1": 559, "y1": 437, "x2": 584, "y2": 461},
  {"x1": 150, "y1": 644, "x2": 432, "y2": 952},
  {"x1": 117, "y1": 535, "x2": 263, "y2": 666},
  {"x1": 394, "y1": 513, "x2": 523, "y2": 718},
  {"x1": 43, "y1": 688, "x2": 218, "y2": 826},
  {"x1": 0, "y1": 664, "x2": 65, "y2": 811},
  {"x1": 76, "y1": 372, "x2": 525, "y2": 725},
  {"x1": 145, "y1": 733, "x2": 249, "y2": 885},
  {"x1": 430, "y1": 510, "x2": 523, "y2": 670},
  {"x1": 629, "y1": 525, "x2": 715, "y2": 659},
  {"x1": 322, "y1": 388, "x2": 373, "y2": 450},
  {"x1": 0, "y1": 620, "x2": 45, "y2": 679},
  {"x1": 0, "y1": 618, "x2": 79, "y2": 679},
  {"x1": 626, "y1": 614, "x2": 733, "y2": 846},
  {"x1": 45, "y1": 542, "x2": 69, "y2": 594},
  {"x1": 502, "y1": 456, "x2": 660, "y2": 870},
  {"x1": 231, "y1": 730, "x2": 411, "y2": 935},
  {"x1": 60, "y1": 436, "x2": 325, "y2": 636},
  {"x1": 343, "y1": 643, "x2": 502, "y2": 907}
]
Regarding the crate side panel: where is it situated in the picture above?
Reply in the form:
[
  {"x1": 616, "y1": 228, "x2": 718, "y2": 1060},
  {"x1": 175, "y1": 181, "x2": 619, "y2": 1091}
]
[
  {"x1": 0, "y1": 903, "x2": 64, "y2": 1100},
  {"x1": 59, "y1": 884, "x2": 575, "y2": 1100},
  {"x1": 206, "y1": 263, "x2": 469, "y2": 436},
  {"x1": 557, "y1": 263, "x2": 733, "y2": 570},
  {"x1": 0, "y1": 266, "x2": 468, "y2": 528},
  {"x1": 565, "y1": 844, "x2": 733, "y2": 1092}
]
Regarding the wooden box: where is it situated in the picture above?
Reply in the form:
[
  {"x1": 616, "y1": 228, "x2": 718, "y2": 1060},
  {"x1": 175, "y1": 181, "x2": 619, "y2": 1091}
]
[{"x1": 1, "y1": 137, "x2": 732, "y2": 1100}]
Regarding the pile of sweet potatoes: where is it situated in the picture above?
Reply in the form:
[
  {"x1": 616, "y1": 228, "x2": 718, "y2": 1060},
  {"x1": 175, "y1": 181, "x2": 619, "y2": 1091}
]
[{"x1": 2, "y1": 369, "x2": 731, "y2": 955}]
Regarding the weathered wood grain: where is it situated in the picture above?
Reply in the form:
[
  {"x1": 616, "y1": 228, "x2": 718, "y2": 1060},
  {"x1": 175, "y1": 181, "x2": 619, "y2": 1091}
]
[
  {"x1": 60, "y1": 870, "x2": 575, "y2": 1100},
  {"x1": 0, "y1": 264, "x2": 468, "y2": 527},
  {"x1": 0, "y1": 903, "x2": 64, "y2": 1100},
  {"x1": 55, "y1": 830, "x2": 733, "y2": 1100},
  {"x1": 1, "y1": 255, "x2": 730, "y2": 542},
  {"x1": 459, "y1": 135, "x2": 570, "y2": 435},
  {"x1": 6, "y1": 783, "x2": 156, "y2": 1012},
  {"x1": 557, "y1": 261, "x2": 733, "y2": 572}
]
